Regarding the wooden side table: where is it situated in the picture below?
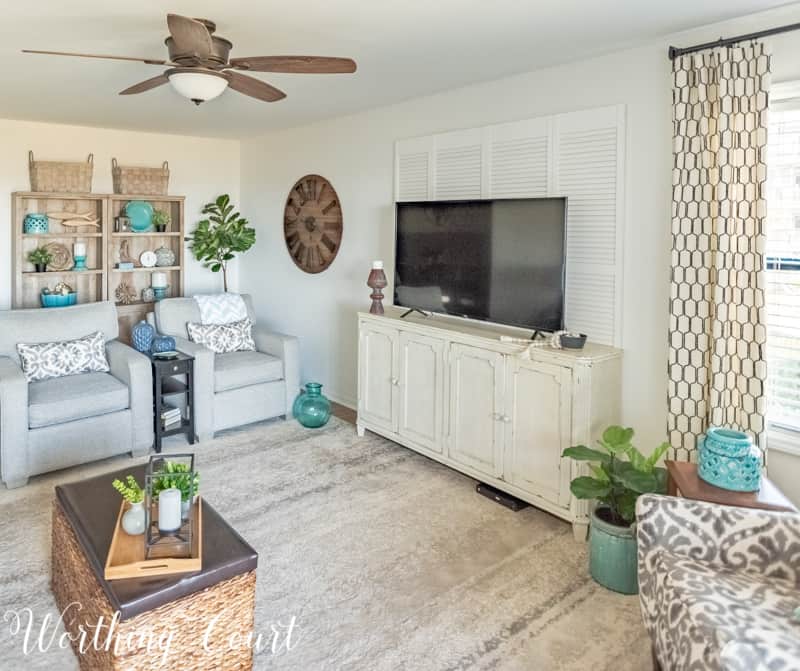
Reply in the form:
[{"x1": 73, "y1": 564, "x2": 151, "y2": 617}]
[
  {"x1": 665, "y1": 460, "x2": 798, "y2": 512},
  {"x1": 151, "y1": 352, "x2": 196, "y2": 453}
]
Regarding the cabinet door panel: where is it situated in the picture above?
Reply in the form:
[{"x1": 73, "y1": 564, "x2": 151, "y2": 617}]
[
  {"x1": 505, "y1": 359, "x2": 572, "y2": 506},
  {"x1": 447, "y1": 344, "x2": 504, "y2": 477},
  {"x1": 358, "y1": 324, "x2": 398, "y2": 432},
  {"x1": 399, "y1": 333, "x2": 444, "y2": 452}
]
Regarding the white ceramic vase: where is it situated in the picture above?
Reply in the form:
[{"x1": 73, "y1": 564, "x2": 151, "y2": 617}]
[{"x1": 121, "y1": 501, "x2": 146, "y2": 535}]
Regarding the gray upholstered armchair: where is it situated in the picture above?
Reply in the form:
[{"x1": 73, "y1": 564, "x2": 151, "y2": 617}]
[
  {"x1": 0, "y1": 302, "x2": 153, "y2": 489},
  {"x1": 637, "y1": 494, "x2": 800, "y2": 671},
  {"x1": 153, "y1": 295, "x2": 299, "y2": 441}
]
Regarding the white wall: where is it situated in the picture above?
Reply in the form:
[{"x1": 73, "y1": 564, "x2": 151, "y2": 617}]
[
  {"x1": 239, "y1": 5, "x2": 800, "y2": 503},
  {"x1": 0, "y1": 118, "x2": 241, "y2": 308}
]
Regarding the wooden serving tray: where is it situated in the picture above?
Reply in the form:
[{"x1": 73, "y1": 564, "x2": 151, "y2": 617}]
[{"x1": 104, "y1": 497, "x2": 202, "y2": 581}]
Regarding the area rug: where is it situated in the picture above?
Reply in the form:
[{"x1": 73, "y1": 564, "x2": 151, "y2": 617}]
[{"x1": 0, "y1": 417, "x2": 650, "y2": 670}]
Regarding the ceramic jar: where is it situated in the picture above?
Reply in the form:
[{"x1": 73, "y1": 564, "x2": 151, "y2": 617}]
[
  {"x1": 23, "y1": 213, "x2": 49, "y2": 234},
  {"x1": 292, "y1": 382, "x2": 332, "y2": 428},
  {"x1": 698, "y1": 426, "x2": 761, "y2": 492},
  {"x1": 121, "y1": 502, "x2": 145, "y2": 535},
  {"x1": 154, "y1": 246, "x2": 175, "y2": 267},
  {"x1": 141, "y1": 286, "x2": 155, "y2": 303},
  {"x1": 151, "y1": 335, "x2": 176, "y2": 354},
  {"x1": 131, "y1": 320, "x2": 155, "y2": 353}
]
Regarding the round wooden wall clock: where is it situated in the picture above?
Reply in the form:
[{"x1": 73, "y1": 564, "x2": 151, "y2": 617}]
[{"x1": 283, "y1": 174, "x2": 343, "y2": 273}]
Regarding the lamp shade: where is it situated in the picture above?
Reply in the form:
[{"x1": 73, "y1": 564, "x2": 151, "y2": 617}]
[{"x1": 167, "y1": 69, "x2": 228, "y2": 103}]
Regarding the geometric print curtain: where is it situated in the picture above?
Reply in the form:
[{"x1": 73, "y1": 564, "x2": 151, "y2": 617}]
[{"x1": 668, "y1": 43, "x2": 771, "y2": 461}]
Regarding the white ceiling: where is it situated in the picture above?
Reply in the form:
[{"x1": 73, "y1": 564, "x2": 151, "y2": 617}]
[{"x1": 0, "y1": 0, "x2": 792, "y2": 138}]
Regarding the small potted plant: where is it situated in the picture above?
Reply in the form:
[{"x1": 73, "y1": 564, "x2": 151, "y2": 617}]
[
  {"x1": 153, "y1": 209, "x2": 171, "y2": 233},
  {"x1": 28, "y1": 246, "x2": 53, "y2": 272},
  {"x1": 112, "y1": 475, "x2": 146, "y2": 535},
  {"x1": 562, "y1": 426, "x2": 669, "y2": 594}
]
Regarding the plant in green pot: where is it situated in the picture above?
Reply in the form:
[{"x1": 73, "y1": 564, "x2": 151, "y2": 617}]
[
  {"x1": 28, "y1": 246, "x2": 53, "y2": 273},
  {"x1": 186, "y1": 194, "x2": 255, "y2": 292},
  {"x1": 562, "y1": 426, "x2": 669, "y2": 594}
]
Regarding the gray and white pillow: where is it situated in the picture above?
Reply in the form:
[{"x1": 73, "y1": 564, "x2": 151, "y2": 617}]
[
  {"x1": 187, "y1": 318, "x2": 256, "y2": 354},
  {"x1": 17, "y1": 331, "x2": 110, "y2": 382}
]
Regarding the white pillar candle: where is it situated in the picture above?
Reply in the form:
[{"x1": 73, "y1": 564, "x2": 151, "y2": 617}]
[
  {"x1": 151, "y1": 271, "x2": 167, "y2": 288},
  {"x1": 158, "y1": 488, "x2": 182, "y2": 533},
  {"x1": 372, "y1": 260, "x2": 384, "y2": 270},
  {"x1": 73, "y1": 242, "x2": 86, "y2": 257}
]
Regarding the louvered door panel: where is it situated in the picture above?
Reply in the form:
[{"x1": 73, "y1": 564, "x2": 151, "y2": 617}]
[
  {"x1": 489, "y1": 118, "x2": 550, "y2": 198},
  {"x1": 395, "y1": 137, "x2": 433, "y2": 201},
  {"x1": 434, "y1": 129, "x2": 483, "y2": 200},
  {"x1": 555, "y1": 106, "x2": 625, "y2": 346}
]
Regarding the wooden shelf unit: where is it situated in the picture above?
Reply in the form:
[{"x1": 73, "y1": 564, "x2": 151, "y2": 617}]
[{"x1": 12, "y1": 192, "x2": 185, "y2": 344}]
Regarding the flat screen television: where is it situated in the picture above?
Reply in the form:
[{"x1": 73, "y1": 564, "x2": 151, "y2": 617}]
[{"x1": 394, "y1": 197, "x2": 567, "y2": 332}]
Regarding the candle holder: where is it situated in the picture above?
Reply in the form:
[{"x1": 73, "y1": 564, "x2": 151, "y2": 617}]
[
  {"x1": 144, "y1": 454, "x2": 196, "y2": 560},
  {"x1": 153, "y1": 285, "x2": 170, "y2": 301},
  {"x1": 73, "y1": 242, "x2": 87, "y2": 271},
  {"x1": 367, "y1": 261, "x2": 388, "y2": 315},
  {"x1": 72, "y1": 255, "x2": 87, "y2": 271}
]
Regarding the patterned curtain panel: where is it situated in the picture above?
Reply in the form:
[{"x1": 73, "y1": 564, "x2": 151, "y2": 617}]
[{"x1": 668, "y1": 43, "x2": 771, "y2": 460}]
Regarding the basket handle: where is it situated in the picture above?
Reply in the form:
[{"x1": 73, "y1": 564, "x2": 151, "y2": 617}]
[
  {"x1": 112, "y1": 157, "x2": 118, "y2": 169},
  {"x1": 87, "y1": 153, "x2": 94, "y2": 165},
  {"x1": 162, "y1": 161, "x2": 169, "y2": 170},
  {"x1": 29, "y1": 150, "x2": 34, "y2": 166}
]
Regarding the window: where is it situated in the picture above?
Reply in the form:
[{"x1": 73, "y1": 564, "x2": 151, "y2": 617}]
[{"x1": 766, "y1": 107, "x2": 800, "y2": 435}]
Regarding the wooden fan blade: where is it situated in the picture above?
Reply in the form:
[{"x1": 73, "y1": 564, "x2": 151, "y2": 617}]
[
  {"x1": 225, "y1": 72, "x2": 286, "y2": 102},
  {"x1": 230, "y1": 56, "x2": 357, "y2": 74},
  {"x1": 119, "y1": 74, "x2": 169, "y2": 95},
  {"x1": 167, "y1": 14, "x2": 213, "y2": 58},
  {"x1": 22, "y1": 50, "x2": 167, "y2": 65}
]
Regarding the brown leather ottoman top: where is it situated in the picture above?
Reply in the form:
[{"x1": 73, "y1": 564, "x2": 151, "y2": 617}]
[{"x1": 55, "y1": 464, "x2": 258, "y2": 620}]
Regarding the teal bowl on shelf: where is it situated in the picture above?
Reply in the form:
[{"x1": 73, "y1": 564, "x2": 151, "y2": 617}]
[
  {"x1": 41, "y1": 292, "x2": 77, "y2": 308},
  {"x1": 24, "y1": 213, "x2": 49, "y2": 234}
]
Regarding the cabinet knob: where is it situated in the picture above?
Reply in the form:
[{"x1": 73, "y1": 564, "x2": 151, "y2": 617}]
[
  {"x1": 503, "y1": 415, "x2": 512, "y2": 423},
  {"x1": 391, "y1": 377, "x2": 400, "y2": 386}
]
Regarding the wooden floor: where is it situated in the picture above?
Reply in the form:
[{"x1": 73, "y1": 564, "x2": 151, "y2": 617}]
[{"x1": 331, "y1": 401, "x2": 356, "y2": 425}]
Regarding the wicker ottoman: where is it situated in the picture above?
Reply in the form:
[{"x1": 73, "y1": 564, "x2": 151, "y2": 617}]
[{"x1": 52, "y1": 466, "x2": 258, "y2": 671}]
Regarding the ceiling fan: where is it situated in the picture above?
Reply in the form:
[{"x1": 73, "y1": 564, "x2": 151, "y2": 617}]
[{"x1": 22, "y1": 13, "x2": 357, "y2": 105}]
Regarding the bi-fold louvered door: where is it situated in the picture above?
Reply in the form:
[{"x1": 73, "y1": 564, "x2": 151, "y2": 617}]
[{"x1": 394, "y1": 105, "x2": 625, "y2": 346}]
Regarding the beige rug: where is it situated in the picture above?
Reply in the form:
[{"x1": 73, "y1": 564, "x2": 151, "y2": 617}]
[{"x1": 0, "y1": 417, "x2": 650, "y2": 670}]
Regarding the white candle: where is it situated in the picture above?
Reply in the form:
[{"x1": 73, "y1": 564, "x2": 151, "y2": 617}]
[
  {"x1": 73, "y1": 242, "x2": 86, "y2": 257},
  {"x1": 372, "y1": 260, "x2": 384, "y2": 270},
  {"x1": 158, "y1": 488, "x2": 182, "y2": 533},
  {"x1": 151, "y1": 271, "x2": 167, "y2": 288}
]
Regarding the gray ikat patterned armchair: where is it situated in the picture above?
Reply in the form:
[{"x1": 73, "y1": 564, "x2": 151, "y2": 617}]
[{"x1": 636, "y1": 494, "x2": 800, "y2": 671}]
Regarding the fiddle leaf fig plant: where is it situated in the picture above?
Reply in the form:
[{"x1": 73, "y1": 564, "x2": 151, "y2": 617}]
[
  {"x1": 562, "y1": 426, "x2": 670, "y2": 527},
  {"x1": 186, "y1": 194, "x2": 256, "y2": 291}
]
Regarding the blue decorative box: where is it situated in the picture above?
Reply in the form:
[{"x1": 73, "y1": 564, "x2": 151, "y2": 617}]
[
  {"x1": 151, "y1": 335, "x2": 176, "y2": 354},
  {"x1": 698, "y1": 427, "x2": 761, "y2": 492}
]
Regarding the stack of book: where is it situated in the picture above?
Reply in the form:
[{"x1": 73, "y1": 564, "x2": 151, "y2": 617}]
[{"x1": 161, "y1": 404, "x2": 182, "y2": 431}]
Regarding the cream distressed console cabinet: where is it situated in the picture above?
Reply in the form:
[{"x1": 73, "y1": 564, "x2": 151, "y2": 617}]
[{"x1": 357, "y1": 308, "x2": 622, "y2": 539}]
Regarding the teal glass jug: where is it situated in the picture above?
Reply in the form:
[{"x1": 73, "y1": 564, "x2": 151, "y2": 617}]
[{"x1": 292, "y1": 382, "x2": 332, "y2": 428}]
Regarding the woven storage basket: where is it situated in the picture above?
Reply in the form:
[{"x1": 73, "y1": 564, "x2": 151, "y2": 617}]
[
  {"x1": 29, "y1": 151, "x2": 93, "y2": 193},
  {"x1": 112, "y1": 158, "x2": 170, "y2": 195}
]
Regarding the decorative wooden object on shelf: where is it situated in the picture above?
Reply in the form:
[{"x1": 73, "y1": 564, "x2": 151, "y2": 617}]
[
  {"x1": 104, "y1": 497, "x2": 202, "y2": 580},
  {"x1": 11, "y1": 191, "x2": 185, "y2": 344}
]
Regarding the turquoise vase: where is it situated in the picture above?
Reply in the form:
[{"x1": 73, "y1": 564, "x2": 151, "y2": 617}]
[
  {"x1": 698, "y1": 427, "x2": 761, "y2": 492},
  {"x1": 588, "y1": 508, "x2": 638, "y2": 595},
  {"x1": 131, "y1": 320, "x2": 155, "y2": 353},
  {"x1": 292, "y1": 382, "x2": 332, "y2": 428}
]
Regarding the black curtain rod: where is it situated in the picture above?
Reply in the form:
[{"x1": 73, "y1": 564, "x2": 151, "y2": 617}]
[{"x1": 668, "y1": 21, "x2": 800, "y2": 60}]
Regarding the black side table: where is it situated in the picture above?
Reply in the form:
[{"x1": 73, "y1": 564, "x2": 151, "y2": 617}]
[{"x1": 150, "y1": 352, "x2": 196, "y2": 453}]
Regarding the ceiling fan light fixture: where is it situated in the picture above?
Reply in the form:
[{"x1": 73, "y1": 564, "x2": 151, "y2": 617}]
[{"x1": 166, "y1": 68, "x2": 228, "y2": 104}]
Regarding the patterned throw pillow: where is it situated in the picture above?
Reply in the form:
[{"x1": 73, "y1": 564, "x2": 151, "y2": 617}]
[
  {"x1": 193, "y1": 293, "x2": 248, "y2": 325},
  {"x1": 16, "y1": 331, "x2": 110, "y2": 383},
  {"x1": 187, "y1": 318, "x2": 256, "y2": 354}
]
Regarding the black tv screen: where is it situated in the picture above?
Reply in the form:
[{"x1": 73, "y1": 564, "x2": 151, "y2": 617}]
[{"x1": 394, "y1": 198, "x2": 566, "y2": 332}]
